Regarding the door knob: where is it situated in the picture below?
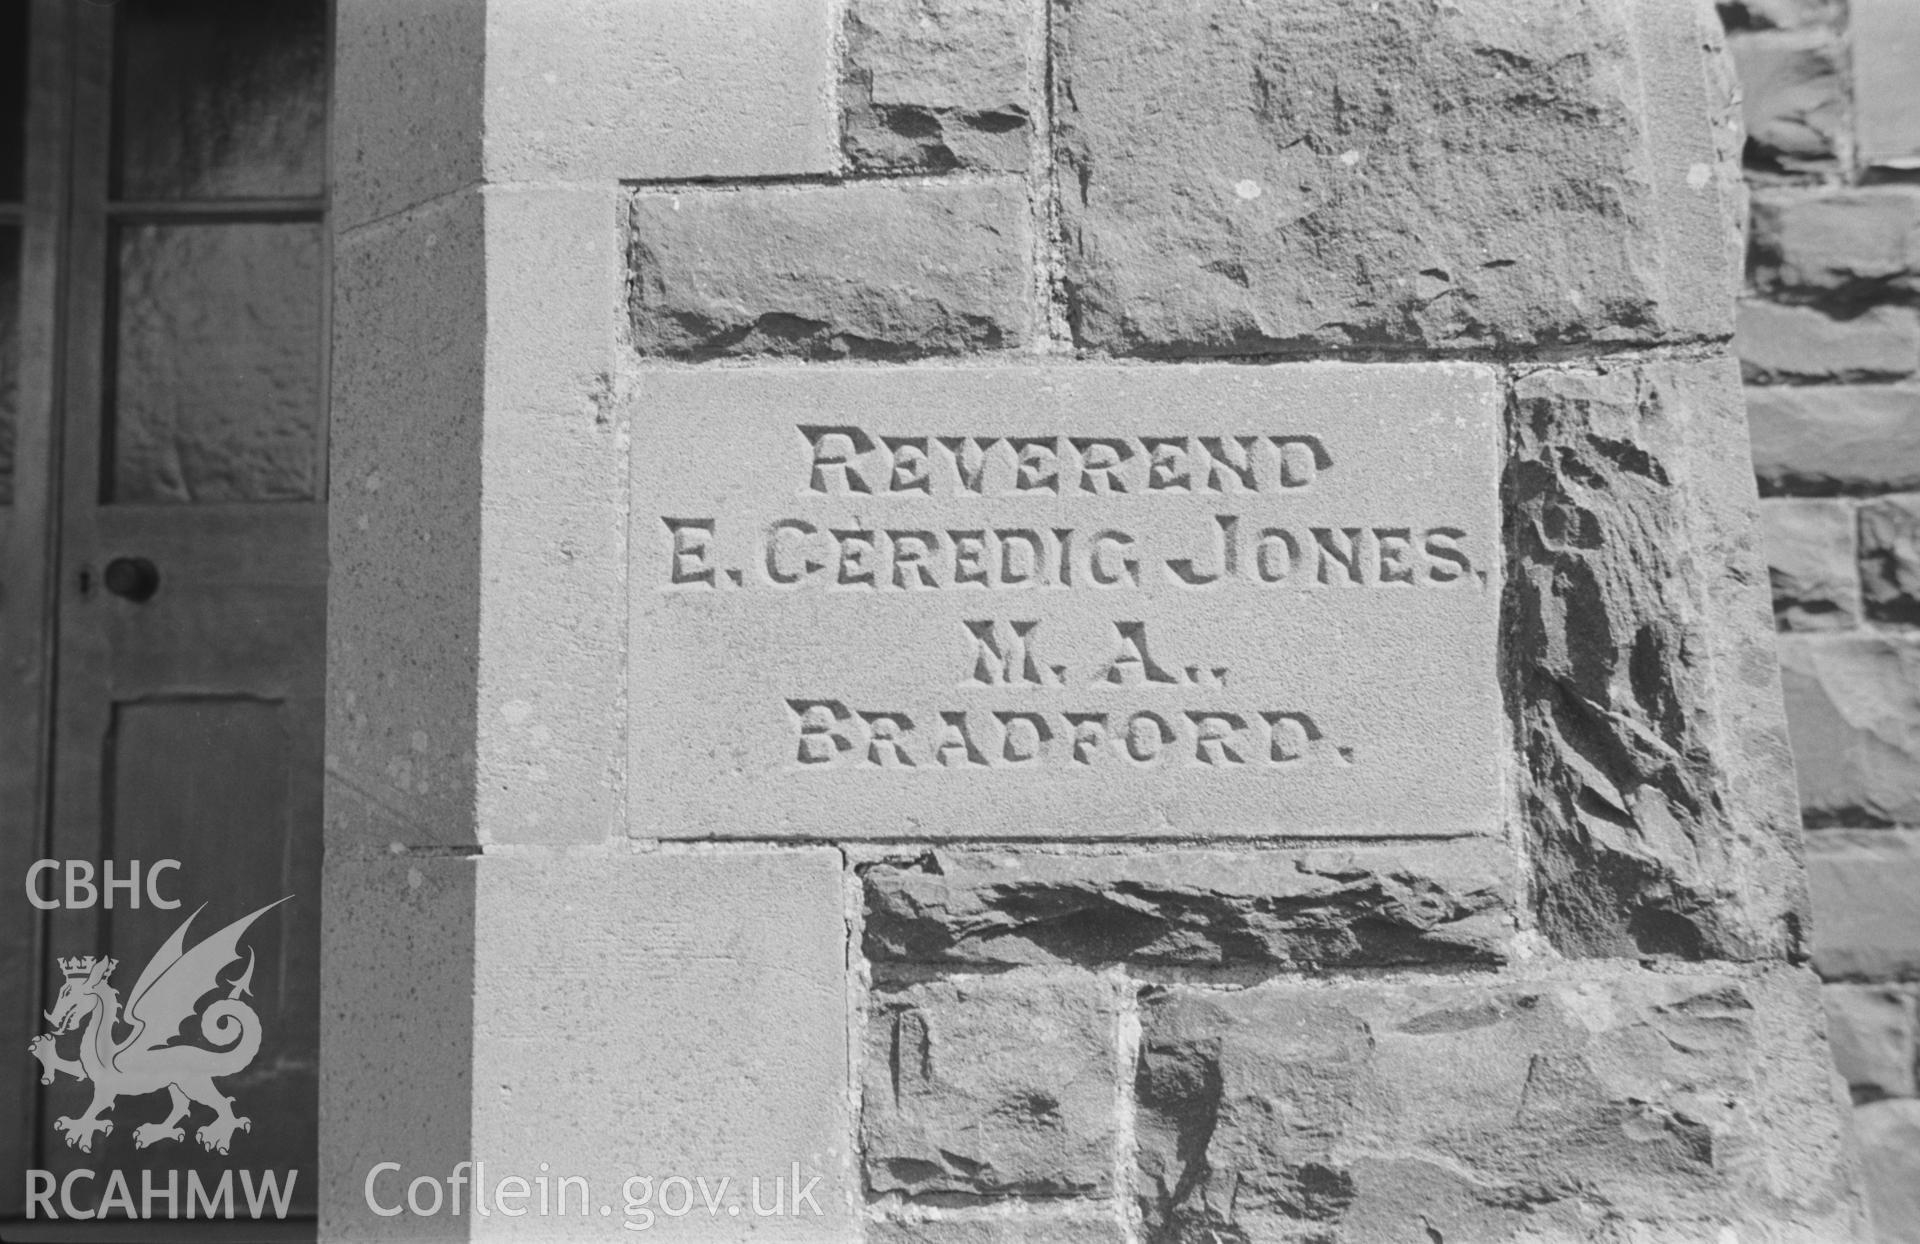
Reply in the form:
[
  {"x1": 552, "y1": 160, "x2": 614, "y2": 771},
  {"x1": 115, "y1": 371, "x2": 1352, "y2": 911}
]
[{"x1": 103, "y1": 557, "x2": 160, "y2": 602}]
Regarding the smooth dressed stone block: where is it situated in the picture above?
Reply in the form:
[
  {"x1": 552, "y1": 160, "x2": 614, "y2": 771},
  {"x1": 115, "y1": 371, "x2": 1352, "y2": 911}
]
[
  {"x1": 867, "y1": 1214, "x2": 1123, "y2": 1244},
  {"x1": 628, "y1": 363, "x2": 1503, "y2": 839},
  {"x1": 471, "y1": 850, "x2": 853, "y2": 1239},
  {"x1": 1807, "y1": 829, "x2": 1920, "y2": 979},
  {"x1": 1822, "y1": 983, "x2": 1918, "y2": 1100},
  {"x1": 320, "y1": 855, "x2": 478, "y2": 1239},
  {"x1": 1852, "y1": 0, "x2": 1920, "y2": 169},
  {"x1": 329, "y1": 193, "x2": 486, "y2": 847},
  {"x1": 487, "y1": 0, "x2": 837, "y2": 183},
  {"x1": 1855, "y1": 1099, "x2": 1920, "y2": 1242}
]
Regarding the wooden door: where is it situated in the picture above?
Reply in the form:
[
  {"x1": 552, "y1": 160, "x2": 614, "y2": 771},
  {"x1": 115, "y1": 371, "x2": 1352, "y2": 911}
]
[{"x1": 6, "y1": 0, "x2": 328, "y2": 1229}]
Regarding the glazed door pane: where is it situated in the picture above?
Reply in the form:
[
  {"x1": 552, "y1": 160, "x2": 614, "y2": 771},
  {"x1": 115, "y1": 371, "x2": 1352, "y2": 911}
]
[
  {"x1": 113, "y1": 0, "x2": 326, "y2": 201},
  {"x1": 0, "y1": 0, "x2": 25, "y2": 202},
  {"x1": 108, "y1": 222, "x2": 323, "y2": 504},
  {"x1": 0, "y1": 0, "x2": 21, "y2": 507}
]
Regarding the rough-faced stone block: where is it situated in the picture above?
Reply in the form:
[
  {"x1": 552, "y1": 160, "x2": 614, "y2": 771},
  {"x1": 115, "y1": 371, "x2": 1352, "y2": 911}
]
[
  {"x1": 842, "y1": 0, "x2": 1040, "y2": 174},
  {"x1": 1132, "y1": 970, "x2": 1862, "y2": 1243},
  {"x1": 1727, "y1": 27, "x2": 1846, "y2": 167},
  {"x1": 1737, "y1": 301, "x2": 1920, "y2": 384},
  {"x1": 486, "y1": 0, "x2": 836, "y2": 182},
  {"x1": 1856, "y1": 1099, "x2": 1920, "y2": 1244},
  {"x1": 861, "y1": 843, "x2": 1513, "y2": 969},
  {"x1": 1748, "y1": 386, "x2": 1920, "y2": 496},
  {"x1": 1861, "y1": 494, "x2": 1920, "y2": 624},
  {"x1": 1852, "y1": 0, "x2": 1920, "y2": 170},
  {"x1": 868, "y1": 1211, "x2": 1122, "y2": 1243},
  {"x1": 1779, "y1": 637, "x2": 1920, "y2": 826},
  {"x1": 1715, "y1": 0, "x2": 1842, "y2": 31},
  {"x1": 1053, "y1": 0, "x2": 1742, "y2": 355},
  {"x1": 1507, "y1": 361, "x2": 1806, "y2": 960},
  {"x1": 628, "y1": 363, "x2": 1503, "y2": 839},
  {"x1": 1808, "y1": 830, "x2": 1920, "y2": 981},
  {"x1": 1761, "y1": 498, "x2": 1860, "y2": 630},
  {"x1": 1749, "y1": 188, "x2": 1920, "y2": 301},
  {"x1": 1822, "y1": 984, "x2": 1918, "y2": 1100},
  {"x1": 627, "y1": 180, "x2": 1034, "y2": 360},
  {"x1": 862, "y1": 972, "x2": 1117, "y2": 1198},
  {"x1": 471, "y1": 850, "x2": 852, "y2": 1240}
]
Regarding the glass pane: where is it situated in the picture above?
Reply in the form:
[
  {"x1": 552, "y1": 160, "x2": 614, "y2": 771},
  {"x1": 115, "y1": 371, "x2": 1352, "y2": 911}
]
[
  {"x1": 0, "y1": 225, "x2": 18, "y2": 505},
  {"x1": 0, "y1": 0, "x2": 25, "y2": 202},
  {"x1": 109, "y1": 222, "x2": 322, "y2": 503},
  {"x1": 115, "y1": 0, "x2": 326, "y2": 200}
]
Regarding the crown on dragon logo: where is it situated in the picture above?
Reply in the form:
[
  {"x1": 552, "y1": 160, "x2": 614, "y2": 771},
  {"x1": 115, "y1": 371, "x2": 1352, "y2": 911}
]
[{"x1": 58, "y1": 956, "x2": 101, "y2": 980}]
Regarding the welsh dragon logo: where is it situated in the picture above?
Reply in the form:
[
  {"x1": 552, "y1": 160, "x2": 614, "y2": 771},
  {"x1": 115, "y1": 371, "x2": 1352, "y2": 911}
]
[{"x1": 29, "y1": 898, "x2": 288, "y2": 1156}]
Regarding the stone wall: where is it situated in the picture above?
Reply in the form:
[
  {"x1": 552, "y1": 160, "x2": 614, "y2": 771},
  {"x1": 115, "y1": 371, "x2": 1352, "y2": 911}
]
[
  {"x1": 1725, "y1": 0, "x2": 1920, "y2": 1235},
  {"x1": 325, "y1": 1, "x2": 1869, "y2": 1240}
]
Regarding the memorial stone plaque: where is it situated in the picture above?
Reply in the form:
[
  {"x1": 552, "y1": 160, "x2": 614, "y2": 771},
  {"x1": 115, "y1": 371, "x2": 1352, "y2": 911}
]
[{"x1": 631, "y1": 363, "x2": 1502, "y2": 838}]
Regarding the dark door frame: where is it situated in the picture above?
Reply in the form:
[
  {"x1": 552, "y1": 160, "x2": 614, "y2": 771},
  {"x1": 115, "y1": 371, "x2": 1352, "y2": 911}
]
[{"x1": 3, "y1": 0, "x2": 76, "y2": 1215}]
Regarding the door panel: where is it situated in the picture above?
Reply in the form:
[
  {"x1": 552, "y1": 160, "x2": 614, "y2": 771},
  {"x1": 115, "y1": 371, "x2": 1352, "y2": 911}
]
[
  {"x1": 104, "y1": 695, "x2": 311, "y2": 1040},
  {"x1": 43, "y1": 693, "x2": 319, "y2": 1196}
]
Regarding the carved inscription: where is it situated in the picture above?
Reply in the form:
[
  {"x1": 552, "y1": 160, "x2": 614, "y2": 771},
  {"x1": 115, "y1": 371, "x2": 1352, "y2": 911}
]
[
  {"x1": 787, "y1": 619, "x2": 1351, "y2": 771},
  {"x1": 667, "y1": 430, "x2": 1476, "y2": 595},
  {"x1": 659, "y1": 425, "x2": 1486, "y2": 777},
  {"x1": 629, "y1": 365, "x2": 1503, "y2": 838}
]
